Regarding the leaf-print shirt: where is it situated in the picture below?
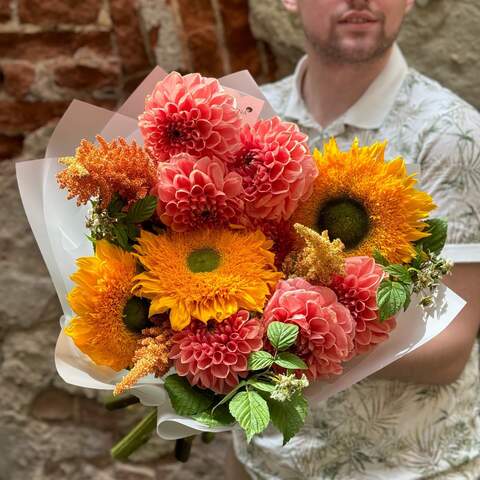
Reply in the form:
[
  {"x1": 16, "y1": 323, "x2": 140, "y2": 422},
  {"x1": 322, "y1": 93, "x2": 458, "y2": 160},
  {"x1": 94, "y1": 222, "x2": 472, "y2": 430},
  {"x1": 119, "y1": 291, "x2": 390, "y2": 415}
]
[{"x1": 232, "y1": 44, "x2": 480, "y2": 479}]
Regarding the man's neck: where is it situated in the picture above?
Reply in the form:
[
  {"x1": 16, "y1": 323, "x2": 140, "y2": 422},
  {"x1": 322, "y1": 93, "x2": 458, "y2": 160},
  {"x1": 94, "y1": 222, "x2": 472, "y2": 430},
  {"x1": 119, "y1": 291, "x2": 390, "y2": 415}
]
[{"x1": 302, "y1": 46, "x2": 393, "y2": 129}]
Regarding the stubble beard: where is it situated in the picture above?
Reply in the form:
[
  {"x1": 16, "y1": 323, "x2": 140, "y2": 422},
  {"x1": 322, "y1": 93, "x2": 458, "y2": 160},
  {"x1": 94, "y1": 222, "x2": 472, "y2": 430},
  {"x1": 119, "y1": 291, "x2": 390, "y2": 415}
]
[{"x1": 304, "y1": 20, "x2": 400, "y2": 65}]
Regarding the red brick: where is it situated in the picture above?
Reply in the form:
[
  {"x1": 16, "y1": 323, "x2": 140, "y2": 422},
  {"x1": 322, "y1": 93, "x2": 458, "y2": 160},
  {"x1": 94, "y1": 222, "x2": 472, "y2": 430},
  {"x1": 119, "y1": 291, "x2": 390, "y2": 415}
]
[
  {"x1": 54, "y1": 62, "x2": 120, "y2": 90},
  {"x1": 18, "y1": 0, "x2": 101, "y2": 26},
  {"x1": 0, "y1": 31, "x2": 112, "y2": 62},
  {"x1": 0, "y1": 100, "x2": 69, "y2": 135},
  {"x1": 110, "y1": 0, "x2": 151, "y2": 74},
  {"x1": 1, "y1": 61, "x2": 36, "y2": 99},
  {"x1": 0, "y1": 0, "x2": 10, "y2": 22},
  {"x1": 177, "y1": 0, "x2": 224, "y2": 77},
  {"x1": 218, "y1": 0, "x2": 261, "y2": 76},
  {"x1": 0, "y1": 134, "x2": 24, "y2": 160}
]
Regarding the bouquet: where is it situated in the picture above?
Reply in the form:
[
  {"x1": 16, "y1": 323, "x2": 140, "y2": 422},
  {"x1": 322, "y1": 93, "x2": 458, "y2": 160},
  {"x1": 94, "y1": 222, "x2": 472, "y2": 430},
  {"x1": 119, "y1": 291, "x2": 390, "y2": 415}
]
[{"x1": 16, "y1": 66, "x2": 465, "y2": 461}]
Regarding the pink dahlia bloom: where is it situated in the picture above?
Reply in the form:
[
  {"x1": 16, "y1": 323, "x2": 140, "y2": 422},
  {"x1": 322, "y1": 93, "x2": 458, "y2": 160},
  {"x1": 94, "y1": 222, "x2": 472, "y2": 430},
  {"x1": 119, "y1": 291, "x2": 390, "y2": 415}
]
[
  {"x1": 263, "y1": 278, "x2": 355, "y2": 380},
  {"x1": 139, "y1": 72, "x2": 242, "y2": 162},
  {"x1": 233, "y1": 117, "x2": 318, "y2": 221},
  {"x1": 152, "y1": 153, "x2": 244, "y2": 231},
  {"x1": 169, "y1": 310, "x2": 263, "y2": 394},
  {"x1": 330, "y1": 256, "x2": 397, "y2": 355}
]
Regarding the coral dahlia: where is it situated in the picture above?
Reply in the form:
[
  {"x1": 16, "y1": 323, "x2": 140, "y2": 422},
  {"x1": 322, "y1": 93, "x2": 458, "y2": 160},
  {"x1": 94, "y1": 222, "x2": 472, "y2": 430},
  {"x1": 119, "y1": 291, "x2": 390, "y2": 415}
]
[
  {"x1": 263, "y1": 278, "x2": 355, "y2": 380},
  {"x1": 233, "y1": 116, "x2": 317, "y2": 221},
  {"x1": 139, "y1": 72, "x2": 242, "y2": 162},
  {"x1": 330, "y1": 256, "x2": 396, "y2": 355},
  {"x1": 169, "y1": 310, "x2": 263, "y2": 394},
  {"x1": 152, "y1": 153, "x2": 244, "y2": 231}
]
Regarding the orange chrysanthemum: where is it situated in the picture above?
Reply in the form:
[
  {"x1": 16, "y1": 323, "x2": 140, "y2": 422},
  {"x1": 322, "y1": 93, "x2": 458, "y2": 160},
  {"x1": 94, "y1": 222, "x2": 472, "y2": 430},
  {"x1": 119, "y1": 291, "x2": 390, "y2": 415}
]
[
  {"x1": 65, "y1": 240, "x2": 140, "y2": 371},
  {"x1": 57, "y1": 135, "x2": 156, "y2": 208},
  {"x1": 293, "y1": 139, "x2": 436, "y2": 264}
]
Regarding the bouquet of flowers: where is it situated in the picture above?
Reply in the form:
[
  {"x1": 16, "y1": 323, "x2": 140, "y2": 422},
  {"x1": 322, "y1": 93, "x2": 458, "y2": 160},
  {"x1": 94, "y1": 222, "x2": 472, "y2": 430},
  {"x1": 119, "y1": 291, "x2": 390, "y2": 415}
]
[{"x1": 16, "y1": 67, "x2": 464, "y2": 461}]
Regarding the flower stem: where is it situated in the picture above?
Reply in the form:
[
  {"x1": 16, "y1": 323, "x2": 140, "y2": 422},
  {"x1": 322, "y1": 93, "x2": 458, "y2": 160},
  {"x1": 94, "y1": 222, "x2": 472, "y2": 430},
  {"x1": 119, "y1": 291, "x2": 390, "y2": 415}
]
[
  {"x1": 111, "y1": 408, "x2": 157, "y2": 461},
  {"x1": 174, "y1": 436, "x2": 195, "y2": 462},
  {"x1": 104, "y1": 393, "x2": 140, "y2": 411},
  {"x1": 201, "y1": 432, "x2": 215, "y2": 444}
]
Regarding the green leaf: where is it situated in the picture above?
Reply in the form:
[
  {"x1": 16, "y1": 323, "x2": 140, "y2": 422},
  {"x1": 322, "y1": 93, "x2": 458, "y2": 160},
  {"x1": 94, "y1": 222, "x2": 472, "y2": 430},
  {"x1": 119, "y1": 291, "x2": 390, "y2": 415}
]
[
  {"x1": 377, "y1": 280, "x2": 408, "y2": 321},
  {"x1": 372, "y1": 249, "x2": 389, "y2": 267},
  {"x1": 267, "y1": 322, "x2": 299, "y2": 351},
  {"x1": 247, "y1": 351, "x2": 274, "y2": 371},
  {"x1": 126, "y1": 223, "x2": 140, "y2": 240},
  {"x1": 420, "y1": 218, "x2": 448, "y2": 255},
  {"x1": 247, "y1": 379, "x2": 275, "y2": 393},
  {"x1": 112, "y1": 223, "x2": 129, "y2": 250},
  {"x1": 126, "y1": 195, "x2": 157, "y2": 224},
  {"x1": 164, "y1": 374, "x2": 214, "y2": 416},
  {"x1": 268, "y1": 393, "x2": 308, "y2": 445},
  {"x1": 274, "y1": 352, "x2": 308, "y2": 370},
  {"x1": 229, "y1": 390, "x2": 270, "y2": 442},
  {"x1": 211, "y1": 380, "x2": 247, "y2": 413},
  {"x1": 193, "y1": 404, "x2": 235, "y2": 427},
  {"x1": 107, "y1": 194, "x2": 124, "y2": 216},
  {"x1": 383, "y1": 264, "x2": 412, "y2": 284}
]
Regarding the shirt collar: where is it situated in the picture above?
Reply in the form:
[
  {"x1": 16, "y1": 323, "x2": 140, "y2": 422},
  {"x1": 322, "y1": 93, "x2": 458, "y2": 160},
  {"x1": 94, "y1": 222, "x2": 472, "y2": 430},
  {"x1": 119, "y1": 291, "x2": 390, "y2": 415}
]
[{"x1": 285, "y1": 43, "x2": 409, "y2": 130}]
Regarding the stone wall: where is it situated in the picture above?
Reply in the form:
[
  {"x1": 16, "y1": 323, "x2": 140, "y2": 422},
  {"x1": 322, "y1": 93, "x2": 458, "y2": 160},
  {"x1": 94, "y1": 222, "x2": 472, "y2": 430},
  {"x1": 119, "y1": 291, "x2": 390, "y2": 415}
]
[{"x1": 1, "y1": 0, "x2": 479, "y2": 479}]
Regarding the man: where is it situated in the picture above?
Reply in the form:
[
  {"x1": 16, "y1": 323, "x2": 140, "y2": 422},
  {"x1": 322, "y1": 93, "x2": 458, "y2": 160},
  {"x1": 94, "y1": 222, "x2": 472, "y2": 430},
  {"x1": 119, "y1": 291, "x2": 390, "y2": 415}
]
[{"x1": 226, "y1": 1, "x2": 480, "y2": 478}]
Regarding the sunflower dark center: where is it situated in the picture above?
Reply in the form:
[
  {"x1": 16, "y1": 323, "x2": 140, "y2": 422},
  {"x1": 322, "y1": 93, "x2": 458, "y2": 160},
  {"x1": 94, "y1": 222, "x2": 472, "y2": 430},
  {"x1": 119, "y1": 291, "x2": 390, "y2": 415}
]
[
  {"x1": 187, "y1": 248, "x2": 221, "y2": 273},
  {"x1": 316, "y1": 198, "x2": 370, "y2": 249},
  {"x1": 122, "y1": 297, "x2": 151, "y2": 333}
]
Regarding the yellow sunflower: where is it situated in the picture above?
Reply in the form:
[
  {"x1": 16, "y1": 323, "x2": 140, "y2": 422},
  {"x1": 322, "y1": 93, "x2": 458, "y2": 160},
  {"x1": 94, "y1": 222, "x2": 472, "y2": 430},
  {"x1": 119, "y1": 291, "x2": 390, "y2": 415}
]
[
  {"x1": 132, "y1": 229, "x2": 283, "y2": 331},
  {"x1": 293, "y1": 138, "x2": 436, "y2": 264},
  {"x1": 65, "y1": 240, "x2": 146, "y2": 371}
]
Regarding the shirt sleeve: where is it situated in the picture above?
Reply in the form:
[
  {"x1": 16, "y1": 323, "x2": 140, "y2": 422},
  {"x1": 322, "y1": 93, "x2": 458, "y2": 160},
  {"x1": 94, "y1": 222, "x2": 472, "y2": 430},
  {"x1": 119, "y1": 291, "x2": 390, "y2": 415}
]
[{"x1": 418, "y1": 104, "x2": 480, "y2": 248}]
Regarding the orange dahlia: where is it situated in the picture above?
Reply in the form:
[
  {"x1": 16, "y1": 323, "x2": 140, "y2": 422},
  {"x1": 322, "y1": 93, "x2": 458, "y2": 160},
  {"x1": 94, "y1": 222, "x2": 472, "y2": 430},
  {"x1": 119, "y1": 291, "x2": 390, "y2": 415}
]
[{"x1": 139, "y1": 72, "x2": 242, "y2": 162}]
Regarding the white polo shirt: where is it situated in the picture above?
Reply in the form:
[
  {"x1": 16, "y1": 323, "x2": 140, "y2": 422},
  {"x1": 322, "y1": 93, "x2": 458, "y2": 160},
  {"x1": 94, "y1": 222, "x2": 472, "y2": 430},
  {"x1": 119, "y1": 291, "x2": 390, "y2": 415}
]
[{"x1": 233, "y1": 46, "x2": 480, "y2": 479}]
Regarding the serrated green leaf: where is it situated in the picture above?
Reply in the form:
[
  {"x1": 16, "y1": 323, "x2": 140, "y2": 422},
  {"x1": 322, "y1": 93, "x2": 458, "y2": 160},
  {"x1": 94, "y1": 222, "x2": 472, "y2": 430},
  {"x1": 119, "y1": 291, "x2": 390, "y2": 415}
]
[
  {"x1": 383, "y1": 264, "x2": 412, "y2": 284},
  {"x1": 193, "y1": 404, "x2": 235, "y2": 427},
  {"x1": 126, "y1": 223, "x2": 140, "y2": 240},
  {"x1": 112, "y1": 224, "x2": 129, "y2": 250},
  {"x1": 164, "y1": 374, "x2": 214, "y2": 416},
  {"x1": 247, "y1": 379, "x2": 275, "y2": 393},
  {"x1": 211, "y1": 380, "x2": 247, "y2": 413},
  {"x1": 420, "y1": 218, "x2": 448, "y2": 255},
  {"x1": 274, "y1": 352, "x2": 308, "y2": 370},
  {"x1": 229, "y1": 391, "x2": 270, "y2": 442},
  {"x1": 372, "y1": 249, "x2": 389, "y2": 267},
  {"x1": 107, "y1": 194, "x2": 124, "y2": 215},
  {"x1": 268, "y1": 393, "x2": 308, "y2": 445},
  {"x1": 267, "y1": 322, "x2": 299, "y2": 351},
  {"x1": 247, "y1": 351, "x2": 274, "y2": 371},
  {"x1": 377, "y1": 280, "x2": 407, "y2": 321},
  {"x1": 126, "y1": 195, "x2": 157, "y2": 224}
]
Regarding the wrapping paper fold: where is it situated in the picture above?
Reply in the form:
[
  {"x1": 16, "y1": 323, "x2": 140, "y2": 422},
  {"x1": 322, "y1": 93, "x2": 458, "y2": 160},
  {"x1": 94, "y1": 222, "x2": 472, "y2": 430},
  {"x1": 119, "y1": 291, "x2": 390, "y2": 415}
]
[{"x1": 16, "y1": 66, "x2": 470, "y2": 440}]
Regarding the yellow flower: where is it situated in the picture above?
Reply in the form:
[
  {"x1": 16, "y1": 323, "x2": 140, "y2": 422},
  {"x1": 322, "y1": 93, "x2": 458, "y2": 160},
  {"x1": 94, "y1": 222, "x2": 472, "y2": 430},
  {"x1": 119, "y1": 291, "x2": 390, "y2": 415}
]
[
  {"x1": 293, "y1": 138, "x2": 435, "y2": 264},
  {"x1": 132, "y1": 229, "x2": 283, "y2": 331},
  {"x1": 65, "y1": 240, "x2": 140, "y2": 371},
  {"x1": 285, "y1": 224, "x2": 345, "y2": 284}
]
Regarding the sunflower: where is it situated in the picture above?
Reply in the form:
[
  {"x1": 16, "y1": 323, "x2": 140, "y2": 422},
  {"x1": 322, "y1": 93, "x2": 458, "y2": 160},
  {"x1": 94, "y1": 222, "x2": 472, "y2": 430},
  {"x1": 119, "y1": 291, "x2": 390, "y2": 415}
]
[
  {"x1": 65, "y1": 240, "x2": 146, "y2": 371},
  {"x1": 293, "y1": 139, "x2": 435, "y2": 264},
  {"x1": 132, "y1": 229, "x2": 283, "y2": 331}
]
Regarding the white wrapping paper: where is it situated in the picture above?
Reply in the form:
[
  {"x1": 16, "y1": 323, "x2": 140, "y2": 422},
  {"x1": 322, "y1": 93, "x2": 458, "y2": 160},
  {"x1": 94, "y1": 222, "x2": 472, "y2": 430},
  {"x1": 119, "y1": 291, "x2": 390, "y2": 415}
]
[{"x1": 15, "y1": 67, "x2": 469, "y2": 440}]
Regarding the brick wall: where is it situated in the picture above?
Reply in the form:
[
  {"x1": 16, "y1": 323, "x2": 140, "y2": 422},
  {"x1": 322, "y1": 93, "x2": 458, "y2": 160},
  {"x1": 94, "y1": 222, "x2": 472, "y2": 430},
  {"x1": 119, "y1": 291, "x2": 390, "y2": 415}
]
[{"x1": 0, "y1": 0, "x2": 276, "y2": 161}]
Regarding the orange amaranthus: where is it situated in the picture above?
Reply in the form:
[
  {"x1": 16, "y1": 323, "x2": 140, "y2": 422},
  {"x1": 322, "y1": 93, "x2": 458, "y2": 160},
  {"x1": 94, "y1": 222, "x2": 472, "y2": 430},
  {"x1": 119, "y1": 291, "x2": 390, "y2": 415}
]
[{"x1": 57, "y1": 135, "x2": 156, "y2": 208}]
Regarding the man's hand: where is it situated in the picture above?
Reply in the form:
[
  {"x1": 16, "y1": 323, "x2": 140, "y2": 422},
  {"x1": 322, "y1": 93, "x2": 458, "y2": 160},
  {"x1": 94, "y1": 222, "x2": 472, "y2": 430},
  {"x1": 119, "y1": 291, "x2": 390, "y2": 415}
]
[{"x1": 374, "y1": 263, "x2": 480, "y2": 385}]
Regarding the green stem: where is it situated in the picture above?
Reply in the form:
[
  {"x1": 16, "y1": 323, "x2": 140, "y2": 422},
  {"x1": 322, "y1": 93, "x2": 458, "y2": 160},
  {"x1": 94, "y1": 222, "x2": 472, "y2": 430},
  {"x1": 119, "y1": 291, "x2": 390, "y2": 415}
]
[
  {"x1": 104, "y1": 394, "x2": 140, "y2": 411},
  {"x1": 201, "y1": 432, "x2": 215, "y2": 444},
  {"x1": 174, "y1": 436, "x2": 195, "y2": 462},
  {"x1": 111, "y1": 408, "x2": 157, "y2": 461}
]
